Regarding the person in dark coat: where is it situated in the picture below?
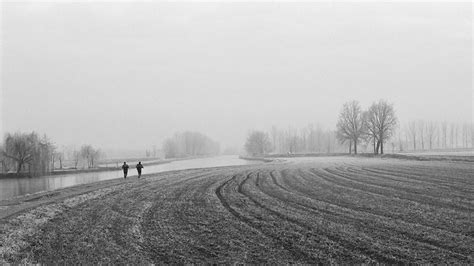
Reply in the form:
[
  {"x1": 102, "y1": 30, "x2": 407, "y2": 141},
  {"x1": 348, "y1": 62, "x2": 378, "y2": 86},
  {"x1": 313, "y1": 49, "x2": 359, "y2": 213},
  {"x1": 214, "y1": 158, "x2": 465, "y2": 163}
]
[
  {"x1": 122, "y1": 162, "x2": 129, "y2": 179},
  {"x1": 136, "y1": 162, "x2": 144, "y2": 178}
]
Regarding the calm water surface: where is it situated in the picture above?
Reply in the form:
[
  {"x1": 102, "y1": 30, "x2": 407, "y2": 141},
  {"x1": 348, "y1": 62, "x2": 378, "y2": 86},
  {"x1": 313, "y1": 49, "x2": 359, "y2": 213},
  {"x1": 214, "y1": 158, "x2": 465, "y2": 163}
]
[{"x1": 0, "y1": 155, "x2": 260, "y2": 200}]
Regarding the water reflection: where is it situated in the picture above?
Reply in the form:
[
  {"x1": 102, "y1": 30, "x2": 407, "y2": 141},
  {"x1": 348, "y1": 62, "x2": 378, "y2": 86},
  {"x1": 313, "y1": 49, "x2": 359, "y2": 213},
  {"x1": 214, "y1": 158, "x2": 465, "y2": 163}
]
[{"x1": 0, "y1": 156, "x2": 260, "y2": 200}]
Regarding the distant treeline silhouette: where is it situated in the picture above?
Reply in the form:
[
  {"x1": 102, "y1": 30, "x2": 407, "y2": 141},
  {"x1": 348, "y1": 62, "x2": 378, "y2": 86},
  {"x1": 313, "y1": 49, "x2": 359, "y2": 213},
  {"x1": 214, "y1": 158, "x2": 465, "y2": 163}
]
[
  {"x1": 162, "y1": 131, "x2": 220, "y2": 159},
  {"x1": 245, "y1": 99, "x2": 473, "y2": 157}
]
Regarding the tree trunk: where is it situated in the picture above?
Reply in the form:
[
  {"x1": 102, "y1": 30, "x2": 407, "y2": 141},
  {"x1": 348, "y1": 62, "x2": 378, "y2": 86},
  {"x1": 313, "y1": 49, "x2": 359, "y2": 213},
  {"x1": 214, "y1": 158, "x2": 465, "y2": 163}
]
[
  {"x1": 354, "y1": 139, "x2": 357, "y2": 154},
  {"x1": 349, "y1": 140, "x2": 352, "y2": 154},
  {"x1": 17, "y1": 161, "x2": 23, "y2": 174},
  {"x1": 373, "y1": 137, "x2": 376, "y2": 154},
  {"x1": 380, "y1": 141, "x2": 384, "y2": 154},
  {"x1": 375, "y1": 141, "x2": 381, "y2": 155}
]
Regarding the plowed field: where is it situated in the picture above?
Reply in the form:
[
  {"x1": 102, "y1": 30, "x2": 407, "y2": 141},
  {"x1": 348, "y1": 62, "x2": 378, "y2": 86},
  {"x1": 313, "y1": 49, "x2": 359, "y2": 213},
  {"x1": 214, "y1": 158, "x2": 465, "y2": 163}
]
[{"x1": 1, "y1": 157, "x2": 472, "y2": 263}]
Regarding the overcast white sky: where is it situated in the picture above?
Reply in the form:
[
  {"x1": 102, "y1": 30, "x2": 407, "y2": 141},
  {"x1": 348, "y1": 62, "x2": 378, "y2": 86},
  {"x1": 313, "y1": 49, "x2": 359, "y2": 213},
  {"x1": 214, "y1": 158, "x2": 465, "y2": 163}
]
[{"x1": 1, "y1": 1, "x2": 472, "y2": 151}]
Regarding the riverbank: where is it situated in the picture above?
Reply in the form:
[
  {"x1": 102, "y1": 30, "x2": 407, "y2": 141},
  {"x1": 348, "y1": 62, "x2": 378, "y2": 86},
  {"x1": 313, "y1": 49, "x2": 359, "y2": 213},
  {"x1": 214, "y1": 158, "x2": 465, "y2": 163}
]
[
  {"x1": 0, "y1": 158, "x2": 178, "y2": 179},
  {"x1": 238, "y1": 156, "x2": 274, "y2": 163}
]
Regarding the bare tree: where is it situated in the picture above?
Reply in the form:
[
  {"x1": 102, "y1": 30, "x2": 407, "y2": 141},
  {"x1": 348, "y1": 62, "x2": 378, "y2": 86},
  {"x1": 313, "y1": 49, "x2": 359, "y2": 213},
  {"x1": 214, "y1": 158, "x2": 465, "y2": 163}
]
[
  {"x1": 426, "y1": 121, "x2": 437, "y2": 150},
  {"x1": 471, "y1": 123, "x2": 474, "y2": 148},
  {"x1": 363, "y1": 110, "x2": 378, "y2": 154},
  {"x1": 461, "y1": 123, "x2": 469, "y2": 148},
  {"x1": 398, "y1": 128, "x2": 404, "y2": 151},
  {"x1": 80, "y1": 145, "x2": 102, "y2": 168},
  {"x1": 245, "y1": 130, "x2": 272, "y2": 156},
  {"x1": 336, "y1": 101, "x2": 364, "y2": 154},
  {"x1": 366, "y1": 100, "x2": 397, "y2": 154},
  {"x1": 271, "y1": 125, "x2": 278, "y2": 152},
  {"x1": 72, "y1": 150, "x2": 80, "y2": 169},
  {"x1": 450, "y1": 124, "x2": 455, "y2": 148},
  {"x1": 441, "y1": 122, "x2": 448, "y2": 148},
  {"x1": 408, "y1": 121, "x2": 417, "y2": 150},
  {"x1": 437, "y1": 124, "x2": 442, "y2": 148},
  {"x1": 418, "y1": 120, "x2": 425, "y2": 150}
]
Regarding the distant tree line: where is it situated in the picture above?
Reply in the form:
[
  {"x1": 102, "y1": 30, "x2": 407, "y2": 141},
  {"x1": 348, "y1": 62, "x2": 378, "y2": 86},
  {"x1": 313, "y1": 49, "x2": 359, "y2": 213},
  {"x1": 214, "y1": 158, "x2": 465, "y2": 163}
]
[
  {"x1": 399, "y1": 120, "x2": 473, "y2": 152},
  {"x1": 162, "y1": 131, "x2": 220, "y2": 159},
  {"x1": 0, "y1": 132, "x2": 103, "y2": 176},
  {"x1": 245, "y1": 99, "x2": 399, "y2": 157},
  {"x1": 245, "y1": 125, "x2": 345, "y2": 156}
]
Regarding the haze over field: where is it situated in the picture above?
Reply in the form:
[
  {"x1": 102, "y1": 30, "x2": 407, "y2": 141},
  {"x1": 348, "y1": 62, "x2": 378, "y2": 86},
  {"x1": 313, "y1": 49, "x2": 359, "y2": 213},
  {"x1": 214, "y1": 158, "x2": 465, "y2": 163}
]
[{"x1": 1, "y1": 2, "x2": 472, "y2": 152}]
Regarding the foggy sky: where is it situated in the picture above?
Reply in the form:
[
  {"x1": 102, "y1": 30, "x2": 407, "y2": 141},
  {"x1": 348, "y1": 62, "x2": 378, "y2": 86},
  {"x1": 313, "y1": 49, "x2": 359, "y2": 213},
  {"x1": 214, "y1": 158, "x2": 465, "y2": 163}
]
[{"x1": 1, "y1": 1, "x2": 472, "y2": 151}]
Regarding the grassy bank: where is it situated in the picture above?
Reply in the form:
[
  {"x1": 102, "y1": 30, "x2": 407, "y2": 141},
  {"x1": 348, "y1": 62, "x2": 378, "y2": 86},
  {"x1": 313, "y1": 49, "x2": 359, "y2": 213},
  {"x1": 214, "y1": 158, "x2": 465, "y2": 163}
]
[
  {"x1": 238, "y1": 156, "x2": 274, "y2": 163},
  {"x1": 0, "y1": 159, "x2": 176, "y2": 179}
]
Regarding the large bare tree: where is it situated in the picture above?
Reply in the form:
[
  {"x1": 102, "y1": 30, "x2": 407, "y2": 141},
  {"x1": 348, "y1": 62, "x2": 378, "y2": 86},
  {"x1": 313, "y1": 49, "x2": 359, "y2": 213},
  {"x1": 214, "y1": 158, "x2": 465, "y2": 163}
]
[
  {"x1": 363, "y1": 110, "x2": 379, "y2": 154},
  {"x1": 366, "y1": 100, "x2": 397, "y2": 154},
  {"x1": 336, "y1": 101, "x2": 364, "y2": 154}
]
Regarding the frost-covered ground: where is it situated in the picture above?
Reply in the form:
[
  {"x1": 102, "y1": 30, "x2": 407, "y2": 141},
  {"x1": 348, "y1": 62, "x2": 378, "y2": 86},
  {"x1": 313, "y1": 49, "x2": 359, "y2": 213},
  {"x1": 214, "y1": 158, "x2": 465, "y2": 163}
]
[{"x1": 0, "y1": 157, "x2": 472, "y2": 264}]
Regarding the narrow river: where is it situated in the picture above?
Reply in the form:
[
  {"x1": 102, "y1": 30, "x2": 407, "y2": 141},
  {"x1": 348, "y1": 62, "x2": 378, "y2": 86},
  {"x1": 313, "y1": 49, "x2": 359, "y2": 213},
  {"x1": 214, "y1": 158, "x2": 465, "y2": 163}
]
[{"x1": 0, "y1": 155, "x2": 261, "y2": 201}]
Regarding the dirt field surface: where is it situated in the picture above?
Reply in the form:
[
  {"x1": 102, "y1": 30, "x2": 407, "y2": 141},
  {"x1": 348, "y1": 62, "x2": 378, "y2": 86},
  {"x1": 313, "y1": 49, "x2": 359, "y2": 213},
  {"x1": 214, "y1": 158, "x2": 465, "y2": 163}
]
[{"x1": 0, "y1": 156, "x2": 472, "y2": 264}]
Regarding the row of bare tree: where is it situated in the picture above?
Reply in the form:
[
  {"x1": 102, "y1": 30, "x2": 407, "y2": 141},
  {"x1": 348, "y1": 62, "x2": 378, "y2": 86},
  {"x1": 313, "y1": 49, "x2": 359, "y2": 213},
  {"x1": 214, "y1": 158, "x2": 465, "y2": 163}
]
[
  {"x1": 162, "y1": 131, "x2": 220, "y2": 159},
  {"x1": 269, "y1": 125, "x2": 343, "y2": 154},
  {"x1": 0, "y1": 132, "x2": 103, "y2": 175},
  {"x1": 244, "y1": 125, "x2": 347, "y2": 156},
  {"x1": 400, "y1": 121, "x2": 473, "y2": 151},
  {"x1": 336, "y1": 100, "x2": 398, "y2": 154}
]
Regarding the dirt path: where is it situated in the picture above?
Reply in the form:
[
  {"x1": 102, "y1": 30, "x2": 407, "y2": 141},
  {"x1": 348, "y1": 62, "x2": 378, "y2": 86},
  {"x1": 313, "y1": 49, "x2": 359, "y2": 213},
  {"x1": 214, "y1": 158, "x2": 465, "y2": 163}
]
[{"x1": 0, "y1": 158, "x2": 472, "y2": 263}]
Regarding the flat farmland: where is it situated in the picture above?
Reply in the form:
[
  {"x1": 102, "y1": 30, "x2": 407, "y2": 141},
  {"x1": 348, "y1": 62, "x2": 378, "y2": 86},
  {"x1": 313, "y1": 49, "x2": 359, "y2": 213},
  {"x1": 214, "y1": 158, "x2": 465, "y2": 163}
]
[{"x1": 0, "y1": 157, "x2": 472, "y2": 264}]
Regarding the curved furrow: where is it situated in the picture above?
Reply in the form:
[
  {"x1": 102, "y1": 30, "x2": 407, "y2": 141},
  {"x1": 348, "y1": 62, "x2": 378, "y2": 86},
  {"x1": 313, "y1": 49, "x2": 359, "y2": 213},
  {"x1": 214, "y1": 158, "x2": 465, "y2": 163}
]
[
  {"x1": 314, "y1": 166, "x2": 473, "y2": 213},
  {"x1": 141, "y1": 172, "x2": 266, "y2": 264},
  {"x1": 344, "y1": 166, "x2": 474, "y2": 198},
  {"x1": 325, "y1": 167, "x2": 474, "y2": 210},
  {"x1": 306, "y1": 168, "x2": 473, "y2": 234},
  {"x1": 362, "y1": 165, "x2": 474, "y2": 189},
  {"x1": 214, "y1": 173, "x2": 315, "y2": 263},
  {"x1": 227, "y1": 172, "x2": 328, "y2": 263},
  {"x1": 144, "y1": 174, "x2": 224, "y2": 262},
  {"x1": 366, "y1": 164, "x2": 474, "y2": 186},
  {"x1": 258, "y1": 170, "x2": 421, "y2": 262},
  {"x1": 347, "y1": 167, "x2": 474, "y2": 204},
  {"x1": 242, "y1": 171, "x2": 409, "y2": 263},
  {"x1": 282, "y1": 168, "x2": 472, "y2": 238},
  {"x1": 266, "y1": 169, "x2": 473, "y2": 259}
]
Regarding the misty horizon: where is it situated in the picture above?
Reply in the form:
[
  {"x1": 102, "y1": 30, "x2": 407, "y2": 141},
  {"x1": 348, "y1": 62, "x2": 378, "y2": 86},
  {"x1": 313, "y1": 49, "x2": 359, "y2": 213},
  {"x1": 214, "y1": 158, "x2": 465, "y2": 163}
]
[{"x1": 1, "y1": 2, "x2": 472, "y2": 152}]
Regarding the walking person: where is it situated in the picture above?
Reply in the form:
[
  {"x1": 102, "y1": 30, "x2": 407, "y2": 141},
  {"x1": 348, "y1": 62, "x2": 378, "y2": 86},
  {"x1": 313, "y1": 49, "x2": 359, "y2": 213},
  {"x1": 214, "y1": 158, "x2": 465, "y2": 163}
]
[
  {"x1": 136, "y1": 161, "x2": 144, "y2": 178},
  {"x1": 122, "y1": 162, "x2": 129, "y2": 179}
]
